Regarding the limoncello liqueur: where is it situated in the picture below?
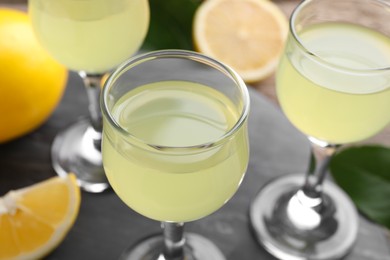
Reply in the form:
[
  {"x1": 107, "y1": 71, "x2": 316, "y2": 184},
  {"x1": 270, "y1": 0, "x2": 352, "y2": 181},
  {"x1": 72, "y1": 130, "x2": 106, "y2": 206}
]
[
  {"x1": 29, "y1": 0, "x2": 149, "y2": 73},
  {"x1": 277, "y1": 22, "x2": 390, "y2": 144},
  {"x1": 103, "y1": 81, "x2": 249, "y2": 222}
]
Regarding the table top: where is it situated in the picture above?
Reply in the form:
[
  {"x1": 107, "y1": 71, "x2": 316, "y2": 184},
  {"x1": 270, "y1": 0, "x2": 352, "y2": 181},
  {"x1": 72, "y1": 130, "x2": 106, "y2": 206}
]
[{"x1": 1, "y1": 72, "x2": 389, "y2": 260}]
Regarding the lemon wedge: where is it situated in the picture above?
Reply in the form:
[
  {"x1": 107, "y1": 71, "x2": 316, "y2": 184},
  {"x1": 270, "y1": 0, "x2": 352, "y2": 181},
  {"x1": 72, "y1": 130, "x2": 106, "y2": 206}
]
[{"x1": 0, "y1": 174, "x2": 81, "y2": 260}]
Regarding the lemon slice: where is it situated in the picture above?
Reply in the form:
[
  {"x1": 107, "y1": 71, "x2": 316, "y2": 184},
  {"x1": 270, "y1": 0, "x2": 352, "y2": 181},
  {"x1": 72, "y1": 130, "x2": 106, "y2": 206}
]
[
  {"x1": 193, "y1": 0, "x2": 288, "y2": 83},
  {"x1": 0, "y1": 174, "x2": 81, "y2": 260}
]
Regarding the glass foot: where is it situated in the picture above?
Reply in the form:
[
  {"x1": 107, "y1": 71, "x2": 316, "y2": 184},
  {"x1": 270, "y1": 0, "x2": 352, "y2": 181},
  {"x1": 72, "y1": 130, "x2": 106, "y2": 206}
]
[
  {"x1": 51, "y1": 118, "x2": 110, "y2": 193},
  {"x1": 119, "y1": 233, "x2": 226, "y2": 260},
  {"x1": 249, "y1": 174, "x2": 358, "y2": 260}
]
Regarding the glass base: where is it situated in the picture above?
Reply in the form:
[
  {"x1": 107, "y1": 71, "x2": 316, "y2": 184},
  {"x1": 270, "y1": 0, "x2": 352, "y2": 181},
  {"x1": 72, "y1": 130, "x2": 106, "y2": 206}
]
[
  {"x1": 51, "y1": 118, "x2": 110, "y2": 193},
  {"x1": 249, "y1": 174, "x2": 358, "y2": 260},
  {"x1": 119, "y1": 233, "x2": 226, "y2": 260}
]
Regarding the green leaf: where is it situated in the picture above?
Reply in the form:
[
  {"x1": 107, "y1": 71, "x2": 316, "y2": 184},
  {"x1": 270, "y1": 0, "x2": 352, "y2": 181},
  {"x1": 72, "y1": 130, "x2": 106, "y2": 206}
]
[
  {"x1": 330, "y1": 145, "x2": 390, "y2": 229},
  {"x1": 141, "y1": 0, "x2": 202, "y2": 51}
]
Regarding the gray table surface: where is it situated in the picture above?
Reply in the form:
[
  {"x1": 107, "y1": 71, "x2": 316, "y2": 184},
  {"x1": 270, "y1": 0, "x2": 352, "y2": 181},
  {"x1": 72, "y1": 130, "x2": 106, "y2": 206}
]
[{"x1": 0, "y1": 72, "x2": 389, "y2": 259}]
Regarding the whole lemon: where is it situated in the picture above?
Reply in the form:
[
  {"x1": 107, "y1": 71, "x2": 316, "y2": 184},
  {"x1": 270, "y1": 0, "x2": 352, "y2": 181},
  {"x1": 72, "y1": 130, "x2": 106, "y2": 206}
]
[{"x1": 0, "y1": 8, "x2": 67, "y2": 143}]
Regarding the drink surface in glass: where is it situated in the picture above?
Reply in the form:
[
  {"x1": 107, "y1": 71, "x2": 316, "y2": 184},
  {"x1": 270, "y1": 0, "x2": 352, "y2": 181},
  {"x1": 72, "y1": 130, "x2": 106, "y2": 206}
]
[
  {"x1": 277, "y1": 22, "x2": 390, "y2": 144},
  {"x1": 29, "y1": 0, "x2": 149, "y2": 73},
  {"x1": 103, "y1": 80, "x2": 248, "y2": 222}
]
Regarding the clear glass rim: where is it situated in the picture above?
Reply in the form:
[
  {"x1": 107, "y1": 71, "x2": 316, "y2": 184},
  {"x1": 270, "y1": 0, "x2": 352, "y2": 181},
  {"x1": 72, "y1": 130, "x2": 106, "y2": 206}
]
[
  {"x1": 101, "y1": 49, "x2": 250, "y2": 152},
  {"x1": 290, "y1": 0, "x2": 390, "y2": 74}
]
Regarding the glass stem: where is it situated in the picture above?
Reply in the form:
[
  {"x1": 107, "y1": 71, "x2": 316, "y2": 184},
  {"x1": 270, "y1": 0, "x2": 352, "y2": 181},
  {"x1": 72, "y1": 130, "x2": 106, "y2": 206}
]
[
  {"x1": 283, "y1": 142, "x2": 341, "y2": 231},
  {"x1": 301, "y1": 142, "x2": 339, "y2": 201},
  {"x1": 162, "y1": 222, "x2": 186, "y2": 260},
  {"x1": 78, "y1": 71, "x2": 104, "y2": 150}
]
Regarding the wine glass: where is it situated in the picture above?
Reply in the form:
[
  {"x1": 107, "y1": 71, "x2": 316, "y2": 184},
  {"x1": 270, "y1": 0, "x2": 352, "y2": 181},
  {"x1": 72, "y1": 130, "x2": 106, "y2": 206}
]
[
  {"x1": 249, "y1": 0, "x2": 390, "y2": 259},
  {"x1": 101, "y1": 50, "x2": 250, "y2": 260},
  {"x1": 28, "y1": 0, "x2": 150, "y2": 193}
]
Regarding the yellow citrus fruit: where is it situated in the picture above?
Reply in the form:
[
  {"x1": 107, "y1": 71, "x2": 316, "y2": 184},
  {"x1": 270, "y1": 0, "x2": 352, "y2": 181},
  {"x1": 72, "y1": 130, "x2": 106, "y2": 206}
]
[
  {"x1": 0, "y1": 174, "x2": 81, "y2": 260},
  {"x1": 0, "y1": 8, "x2": 67, "y2": 143},
  {"x1": 193, "y1": 0, "x2": 288, "y2": 83}
]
